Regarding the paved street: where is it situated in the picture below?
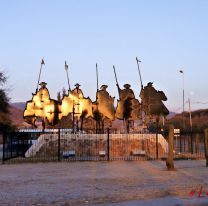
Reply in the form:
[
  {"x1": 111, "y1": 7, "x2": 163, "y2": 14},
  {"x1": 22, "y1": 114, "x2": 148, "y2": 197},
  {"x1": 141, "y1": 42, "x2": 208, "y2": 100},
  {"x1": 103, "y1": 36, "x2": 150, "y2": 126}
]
[{"x1": 0, "y1": 160, "x2": 208, "y2": 205}]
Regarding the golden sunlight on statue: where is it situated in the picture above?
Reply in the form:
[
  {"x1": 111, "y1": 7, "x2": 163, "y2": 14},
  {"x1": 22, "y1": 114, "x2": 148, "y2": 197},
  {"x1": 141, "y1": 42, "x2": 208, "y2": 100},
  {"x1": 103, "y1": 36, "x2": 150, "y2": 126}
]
[
  {"x1": 61, "y1": 83, "x2": 93, "y2": 119},
  {"x1": 23, "y1": 82, "x2": 61, "y2": 129}
]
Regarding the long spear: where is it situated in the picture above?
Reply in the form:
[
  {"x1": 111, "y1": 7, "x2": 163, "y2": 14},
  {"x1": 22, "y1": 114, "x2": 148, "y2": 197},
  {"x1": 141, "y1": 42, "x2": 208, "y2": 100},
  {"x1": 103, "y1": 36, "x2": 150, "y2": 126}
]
[
  {"x1": 96, "y1": 63, "x2": 99, "y2": 92},
  {"x1": 113, "y1": 65, "x2": 127, "y2": 132},
  {"x1": 95, "y1": 63, "x2": 99, "y2": 133},
  {"x1": 65, "y1": 61, "x2": 71, "y2": 91},
  {"x1": 36, "y1": 58, "x2": 45, "y2": 92},
  {"x1": 113, "y1": 65, "x2": 119, "y2": 88},
  {"x1": 136, "y1": 57, "x2": 143, "y2": 90}
]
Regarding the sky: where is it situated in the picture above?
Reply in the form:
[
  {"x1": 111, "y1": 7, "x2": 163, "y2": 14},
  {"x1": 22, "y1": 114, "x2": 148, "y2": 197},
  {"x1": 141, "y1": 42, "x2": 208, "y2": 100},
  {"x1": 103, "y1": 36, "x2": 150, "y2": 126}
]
[{"x1": 0, "y1": 0, "x2": 208, "y2": 112}]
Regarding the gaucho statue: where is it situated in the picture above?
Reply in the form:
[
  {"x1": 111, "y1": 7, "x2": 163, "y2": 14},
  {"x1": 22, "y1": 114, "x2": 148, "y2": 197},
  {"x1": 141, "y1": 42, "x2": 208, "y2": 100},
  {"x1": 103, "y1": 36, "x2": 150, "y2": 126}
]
[
  {"x1": 93, "y1": 84, "x2": 115, "y2": 132},
  {"x1": 140, "y1": 82, "x2": 169, "y2": 123},
  {"x1": 60, "y1": 62, "x2": 93, "y2": 131},
  {"x1": 24, "y1": 82, "x2": 61, "y2": 129},
  {"x1": 113, "y1": 66, "x2": 141, "y2": 133},
  {"x1": 61, "y1": 83, "x2": 93, "y2": 130}
]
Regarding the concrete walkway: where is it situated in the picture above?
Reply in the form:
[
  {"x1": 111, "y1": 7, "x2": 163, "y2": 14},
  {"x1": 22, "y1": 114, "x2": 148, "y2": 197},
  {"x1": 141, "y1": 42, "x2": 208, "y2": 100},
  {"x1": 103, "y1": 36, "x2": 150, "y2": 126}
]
[{"x1": 0, "y1": 160, "x2": 208, "y2": 205}]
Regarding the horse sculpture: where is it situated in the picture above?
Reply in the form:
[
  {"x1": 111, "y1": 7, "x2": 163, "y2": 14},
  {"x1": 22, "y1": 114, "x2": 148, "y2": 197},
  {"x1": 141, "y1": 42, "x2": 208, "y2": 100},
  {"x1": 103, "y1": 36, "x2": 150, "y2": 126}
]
[{"x1": 140, "y1": 82, "x2": 169, "y2": 126}]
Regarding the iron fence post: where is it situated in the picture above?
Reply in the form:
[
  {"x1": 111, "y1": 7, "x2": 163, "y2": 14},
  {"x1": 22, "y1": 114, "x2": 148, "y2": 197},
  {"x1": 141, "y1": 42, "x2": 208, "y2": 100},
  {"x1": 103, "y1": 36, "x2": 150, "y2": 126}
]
[
  {"x1": 17, "y1": 134, "x2": 19, "y2": 157},
  {"x1": 166, "y1": 125, "x2": 174, "y2": 170},
  {"x1": 190, "y1": 131, "x2": 193, "y2": 154},
  {"x1": 184, "y1": 134, "x2": 186, "y2": 152},
  {"x1": 155, "y1": 118, "x2": 160, "y2": 160},
  {"x1": 58, "y1": 128, "x2": 61, "y2": 161},
  {"x1": 2, "y1": 132, "x2": 5, "y2": 164},
  {"x1": 107, "y1": 128, "x2": 110, "y2": 161},
  {"x1": 204, "y1": 129, "x2": 208, "y2": 167},
  {"x1": 156, "y1": 132, "x2": 158, "y2": 160},
  {"x1": 179, "y1": 134, "x2": 182, "y2": 153},
  {"x1": 10, "y1": 134, "x2": 12, "y2": 159}
]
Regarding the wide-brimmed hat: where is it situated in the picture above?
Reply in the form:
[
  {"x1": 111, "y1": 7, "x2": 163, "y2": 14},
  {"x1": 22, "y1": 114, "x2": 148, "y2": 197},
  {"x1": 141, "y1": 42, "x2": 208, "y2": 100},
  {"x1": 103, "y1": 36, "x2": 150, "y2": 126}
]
[
  {"x1": 74, "y1": 83, "x2": 81, "y2": 87},
  {"x1": 123, "y1": 83, "x2": 131, "y2": 89},
  {"x1": 100, "y1": 85, "x2": 108, "y2": 90},
  {"x1": 147, "y1": 82, "x2": 153, "y2": 86},
  {"x1": 39, "y1": 82, "x2": 47, "y2": 87}
]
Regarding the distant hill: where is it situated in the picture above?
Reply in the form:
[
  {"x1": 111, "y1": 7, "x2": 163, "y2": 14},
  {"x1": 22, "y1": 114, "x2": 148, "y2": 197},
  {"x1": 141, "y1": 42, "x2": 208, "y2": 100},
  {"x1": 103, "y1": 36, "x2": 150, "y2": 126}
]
[
  {"x1": 166, "y1": 109, "x2": 208, "y2": 131},
  {"x1": 9, "y1": 102, "x2": 31, "y2": 129},
  {"x1": 11, "y1": 102, "x2": 26, "y2": 111},
  {"x1": 167, "y1": 111, "x2": 177, "y2": 119},
  {"x1": 9, "y1": 105, "x2": 27, "y2": 128}
]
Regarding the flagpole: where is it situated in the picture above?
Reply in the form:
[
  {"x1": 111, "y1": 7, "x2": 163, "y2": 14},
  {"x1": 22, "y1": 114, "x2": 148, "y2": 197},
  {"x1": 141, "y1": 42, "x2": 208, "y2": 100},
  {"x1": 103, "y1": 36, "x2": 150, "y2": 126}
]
[{"x1": 36, "y1": 59, "x2": 45, "y2": 92}]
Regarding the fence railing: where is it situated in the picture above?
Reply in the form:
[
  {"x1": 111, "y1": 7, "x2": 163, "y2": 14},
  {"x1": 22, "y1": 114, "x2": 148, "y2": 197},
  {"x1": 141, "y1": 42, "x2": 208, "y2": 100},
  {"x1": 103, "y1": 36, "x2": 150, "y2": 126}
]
[{"x1": 2, "y1": 129, "x2": 206, "y2": 163}]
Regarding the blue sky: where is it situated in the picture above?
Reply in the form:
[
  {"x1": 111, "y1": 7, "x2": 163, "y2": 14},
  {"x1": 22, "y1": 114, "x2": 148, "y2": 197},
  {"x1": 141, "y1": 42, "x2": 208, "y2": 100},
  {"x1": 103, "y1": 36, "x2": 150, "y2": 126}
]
[{"x1": 0, "y1": 0, "x2": 208, "y2": 112}]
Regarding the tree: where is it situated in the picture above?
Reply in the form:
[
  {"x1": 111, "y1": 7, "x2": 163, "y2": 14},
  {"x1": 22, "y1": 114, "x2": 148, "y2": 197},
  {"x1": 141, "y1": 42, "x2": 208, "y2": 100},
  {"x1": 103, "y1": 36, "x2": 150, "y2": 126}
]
[{"x1": 0, "y1": 71, "x2": 11, "y2": 132}]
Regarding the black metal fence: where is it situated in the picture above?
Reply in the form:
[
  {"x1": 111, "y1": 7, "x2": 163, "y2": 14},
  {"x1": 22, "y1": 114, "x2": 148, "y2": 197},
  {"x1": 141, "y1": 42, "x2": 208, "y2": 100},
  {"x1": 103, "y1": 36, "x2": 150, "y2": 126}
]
[
  {"x1": 2, "y1": 129, "x2": 206, "y2": 163},
  {"x1": 173, "y1": 131, "x2": 205, "y2": 159}
]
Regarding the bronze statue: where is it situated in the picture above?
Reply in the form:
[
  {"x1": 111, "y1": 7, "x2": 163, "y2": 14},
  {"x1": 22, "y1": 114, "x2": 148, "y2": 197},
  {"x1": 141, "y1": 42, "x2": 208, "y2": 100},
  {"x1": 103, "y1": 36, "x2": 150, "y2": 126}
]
[
  {"x1": 115, "y1": 83, "x2": 141, "y2": 121},
  {"x1": 95, "y1": 85, "x2": 115, "y2": 121},
  {"x1": 113, "y1": 66, "x2": 141, "y2": 132},
  {"x1": 60, "y1": 61, "x2": 93, "y2": 131},
  {"x1": 93, "y1": 84, "x2": 115, "y2": 132},
  {"x1": 23, "y1": 59, "x2": 170, "y2": 132},
  {"x1": 92, "y1": 64, "x2": 115, "y2": 132},
  {"x1": 62, "y1": 83, "x2": 93, "y2": 119},
  {"x1": 61, "y1": 83, "x2": 93, "y2": 131},
  {"x1": 24, "y1": 82, "x2": 61, "y2": 129},
  {"x1": 140, "y1": 82, "x2": 169, "y2": 117}
]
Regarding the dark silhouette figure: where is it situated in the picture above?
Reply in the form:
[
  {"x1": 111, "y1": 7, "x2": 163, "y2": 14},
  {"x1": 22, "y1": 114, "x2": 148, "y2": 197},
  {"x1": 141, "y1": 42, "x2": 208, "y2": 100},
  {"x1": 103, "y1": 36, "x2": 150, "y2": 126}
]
[
  {"x1": 140, "y1": 82, "x2": 169, "y2": 117},
  {"x1": 116, "y1": 84, "x2": 141, "y2": 133}
]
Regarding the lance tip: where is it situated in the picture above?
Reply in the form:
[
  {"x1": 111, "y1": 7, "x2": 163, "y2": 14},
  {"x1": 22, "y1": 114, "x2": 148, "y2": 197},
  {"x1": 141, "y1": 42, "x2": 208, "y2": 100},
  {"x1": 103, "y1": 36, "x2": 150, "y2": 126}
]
[{"x1": 136, "y1": 57, "x2": 141, "y2": 63}]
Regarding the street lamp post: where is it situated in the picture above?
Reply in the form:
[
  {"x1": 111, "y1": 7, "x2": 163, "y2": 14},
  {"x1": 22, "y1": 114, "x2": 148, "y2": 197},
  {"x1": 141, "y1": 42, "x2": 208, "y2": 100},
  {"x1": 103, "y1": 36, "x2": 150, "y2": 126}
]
[
  {"x1": 179, "y1": 70, "x2": 185, "y2": 152},
  {"x1": 179, "y1": 70, "x2": 185, "y2": 120}
]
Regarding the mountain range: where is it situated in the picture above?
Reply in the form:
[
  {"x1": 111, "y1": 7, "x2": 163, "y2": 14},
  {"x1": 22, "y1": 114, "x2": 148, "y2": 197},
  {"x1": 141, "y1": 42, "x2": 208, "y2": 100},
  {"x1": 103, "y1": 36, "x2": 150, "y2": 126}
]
[{"x1": 9, "y1": 103, "x2": 27, "y2": 128}]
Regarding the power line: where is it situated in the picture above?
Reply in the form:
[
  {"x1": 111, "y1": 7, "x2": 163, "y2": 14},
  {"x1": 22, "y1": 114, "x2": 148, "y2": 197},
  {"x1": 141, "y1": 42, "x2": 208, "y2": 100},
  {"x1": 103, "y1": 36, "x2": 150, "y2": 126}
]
[{"x1": 192, "y1": 101, "x2": 208, "y2": 105}]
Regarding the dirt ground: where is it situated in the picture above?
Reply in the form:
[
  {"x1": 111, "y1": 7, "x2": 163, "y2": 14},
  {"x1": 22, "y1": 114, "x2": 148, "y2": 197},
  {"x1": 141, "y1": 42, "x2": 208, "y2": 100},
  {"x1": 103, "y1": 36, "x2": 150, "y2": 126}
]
[{"x1": 0, "y1": 160, "x2": 208, "y2": 206}]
